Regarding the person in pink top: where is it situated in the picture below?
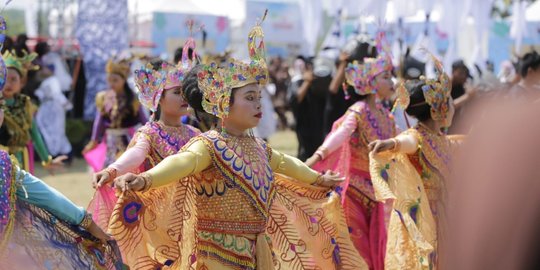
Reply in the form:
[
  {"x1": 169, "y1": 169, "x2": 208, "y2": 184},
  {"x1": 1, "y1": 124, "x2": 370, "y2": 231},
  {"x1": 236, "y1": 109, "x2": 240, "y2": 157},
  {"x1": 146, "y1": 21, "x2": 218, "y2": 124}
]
[
  {"x1": 305, "y1": 31, "x2": 397, "y2": 270},
  {"x1": 88, "y1": 39, "x2": 201, "y2": 230}
]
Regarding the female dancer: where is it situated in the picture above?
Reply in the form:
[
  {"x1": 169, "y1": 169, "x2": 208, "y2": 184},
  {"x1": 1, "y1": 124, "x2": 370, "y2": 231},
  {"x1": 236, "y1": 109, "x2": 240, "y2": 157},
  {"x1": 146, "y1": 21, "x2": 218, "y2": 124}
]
[
  {"x1": 0, "y1": 107, "x2": 122, "y2": 269},
  {"x1": 108, "y1": 13, "x2": 366, "y2": 270},
  {"x1": 88, "y1": 41, "x2": 201, "y2": 230},
  {"x1": 368, "y1": 54, "x2": 461, "y2": 269},
  {"x1": 0, "y1": 50, "x2": 62, "y2": 173},
  {"x1": 82, "y1": 57, "x2": 147, "y2": 169},
  {"x1": 305, "y1": 32, "x2": 396, "y2": 270}
]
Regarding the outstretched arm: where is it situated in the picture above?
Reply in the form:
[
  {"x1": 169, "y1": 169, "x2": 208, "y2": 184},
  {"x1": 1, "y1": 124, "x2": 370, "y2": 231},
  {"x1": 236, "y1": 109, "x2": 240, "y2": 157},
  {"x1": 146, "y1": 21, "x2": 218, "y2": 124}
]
[
  {"x1": 305, "y1": 111, "x2": 357, "y2": 167},
  {"x1": 94, "y1": 135, "x2": 150, "y2": 187},
  {"x1": 369, "y1": 133, "x2": 419, "y2": 155},
  {"x1": 17, "y1": 168, "x2": 85, "y2": 225},
  {"x1": 16, "y1": 168, "x2": 111, "y2": 242},
  {"x1": 109, "y1": 136, "x2": 149, "y2": 175},
  {"x1": 114, "y1": 140, "x2": 212, "y2": 191},
  {"x1": 271, "y1": 149, "x2": 344, "y2": 187}
]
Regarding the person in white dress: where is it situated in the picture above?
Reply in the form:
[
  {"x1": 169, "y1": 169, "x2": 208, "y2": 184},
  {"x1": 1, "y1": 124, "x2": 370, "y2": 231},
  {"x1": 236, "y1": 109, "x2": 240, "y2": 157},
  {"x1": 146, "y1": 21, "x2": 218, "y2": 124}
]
[{"x1": 35, "y1": 53, "x2": 73, "y2": 157}]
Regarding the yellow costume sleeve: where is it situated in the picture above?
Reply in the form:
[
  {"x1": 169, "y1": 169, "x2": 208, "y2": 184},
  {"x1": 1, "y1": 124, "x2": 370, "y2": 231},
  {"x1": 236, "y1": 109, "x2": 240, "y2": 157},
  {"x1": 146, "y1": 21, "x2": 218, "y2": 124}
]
[
  {"x1": 147, "y1": 140, "x2": 212, "y2": 188},
  {"x1": 270, "y1": 149, "x2": 319, "y2": 184}
]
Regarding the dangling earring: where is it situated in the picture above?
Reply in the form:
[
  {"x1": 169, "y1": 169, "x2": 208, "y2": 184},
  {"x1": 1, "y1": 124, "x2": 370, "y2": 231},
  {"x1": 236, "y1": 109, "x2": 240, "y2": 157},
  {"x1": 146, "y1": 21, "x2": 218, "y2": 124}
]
[{"x1": 220, "y1": 117, "x2": 226, "y2": 134}]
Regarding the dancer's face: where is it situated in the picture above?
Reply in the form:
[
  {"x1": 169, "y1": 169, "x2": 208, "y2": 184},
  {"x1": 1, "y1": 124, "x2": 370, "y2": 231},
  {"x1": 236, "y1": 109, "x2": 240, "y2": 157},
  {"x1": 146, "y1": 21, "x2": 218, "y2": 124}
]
[
  {"x1": 107, "y1": 73, "x2": 125, "y2": 93},
  {"x1": 375, "y1": 71, "x2": 394, "y2": 99},
  {"x1": 160, "y1": 86, "x2": 189, "y2": 118},
  {"x1": 225, "y1": 83, "x2": 262, "y2": 131},
  {"x1": 2, "y1": 69, "x2": 22, "y2": 99}
]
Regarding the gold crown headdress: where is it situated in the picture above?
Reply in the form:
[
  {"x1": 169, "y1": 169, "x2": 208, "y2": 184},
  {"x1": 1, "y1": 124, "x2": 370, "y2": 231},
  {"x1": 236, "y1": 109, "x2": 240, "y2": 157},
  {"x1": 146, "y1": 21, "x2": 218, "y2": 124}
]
[
  {"x1": 105, "y1": 58, "x2": 131, "y2": 79},
  {"x1": 134, "y1": 21, "x2": 201, "y2": 112},
  {"x1": 345, "y1": 31, "x2": 393, "y2": 95},
  {"x1": 2, "y1": 50, "x2": 38, "y2": 78},
  {"x1": 419, "y1": 52, "x2": 451, "y2": 126},
  {"x1": 197, "y1": 10, "x2": 269, "y2": 119},
  {"x1": 393, "y1": 51, "x2": 452, "y2": 126}
]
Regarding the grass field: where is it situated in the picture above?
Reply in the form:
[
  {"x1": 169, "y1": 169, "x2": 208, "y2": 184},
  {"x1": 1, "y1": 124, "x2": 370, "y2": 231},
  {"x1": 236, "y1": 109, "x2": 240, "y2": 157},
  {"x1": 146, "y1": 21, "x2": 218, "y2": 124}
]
[{"x1": 34, "y1": 130, "x2": 299, "y2": 206}]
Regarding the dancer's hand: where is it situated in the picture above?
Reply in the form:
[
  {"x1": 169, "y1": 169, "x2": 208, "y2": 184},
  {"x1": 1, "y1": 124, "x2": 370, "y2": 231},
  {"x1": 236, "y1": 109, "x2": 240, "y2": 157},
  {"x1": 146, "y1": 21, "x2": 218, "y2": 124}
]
[
  {"x1": 316, "y1": 171, "x2": 344, "y2": 188},
  {"x1": 369, "y1": 139, "x2": 396, "y2": 154},
  {"x1": 87, "y1": 221, "x2": 111, "y2": 243},
  {"x1": 93, "y1": 168, "x2": 116, "y2": 188},
  {"x1": 114, "y1": 173, "x2": 145, "y2": 192},
  {"x1": 82, "y1": 140, "x2": 98, "y2": 154},
  {"x1": 339, "y1": 51, "x2": 350, "y2": 63}
]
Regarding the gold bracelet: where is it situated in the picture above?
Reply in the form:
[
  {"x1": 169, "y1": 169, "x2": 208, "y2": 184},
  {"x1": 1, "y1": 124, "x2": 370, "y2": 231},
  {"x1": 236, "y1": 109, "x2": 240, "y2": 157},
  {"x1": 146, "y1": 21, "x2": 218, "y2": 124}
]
[
  {"x1": 41, "y1": 155, "x2": 53, "y2": 167},
  {"x1": 140, "y1": 172, "x2": 153, "y2": 192},
  {"x1": 79, "y1": 212, "x2": 93, "y2": 229},
  {"x1": 277, "y1": 152, "x2": 286, "y2": 171},
  {"x1": 312, "y1": 174, "x2": 324, "y2": 186}
]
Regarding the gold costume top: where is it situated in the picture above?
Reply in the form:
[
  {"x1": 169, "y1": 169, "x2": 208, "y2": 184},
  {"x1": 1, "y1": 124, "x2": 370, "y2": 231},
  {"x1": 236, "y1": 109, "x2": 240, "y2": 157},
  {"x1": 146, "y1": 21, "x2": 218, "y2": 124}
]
[
  {"x1": 85, "y1": 10, "x2": 368, "y2": 268},
  {"x1": 109, "y1": 129, "x2": 367, "y2": 270},
  {"x1": 146, "y1": 130, "x2": 318, "y2": 233},
  {"x1": 369, "y1": 125, "x2": 463, "y2": 270},
  {"x1": 147, "y1": 130, "x2": 319, "y2": 190},
  {"x1": 140, "y1": 130, "x2": 319, "y2": 269}
]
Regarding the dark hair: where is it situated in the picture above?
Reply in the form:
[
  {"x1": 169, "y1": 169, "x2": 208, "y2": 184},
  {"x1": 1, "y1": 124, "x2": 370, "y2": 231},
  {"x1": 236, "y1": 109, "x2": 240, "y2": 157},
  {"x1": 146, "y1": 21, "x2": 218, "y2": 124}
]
[
  {"x1": 14, "y1": 34, "x2": 29, "y2": 58},
  {"x1": 174, "y1": 47, "x2": 194, "y2": 64},
  {"x1": 182, "y1": 64, "x2": 219, "y2": 127},
  {"x1": 346, "y1": 86, "x2": 368, "y2": 101},
  {"x1": 401, "y1": 48, "x2": 425, "y2": 80},
  {"x1": 340, "y1": 37, "x2": 378, "y2": 101},
  {"x1": 405, "y1": 80, "x2": 431, "y2": 122},
  {"x1": 34, "y1": 42, "x2": 50, "y2": 58},
  {"x1": 342, "y1": 36, "x2": 378, "y2": 64},
  {"x1": 149, "y1": 58, "x2": 166, "y2": 71},
  {"x1": 1, "y1": 36, "x2": 14, "y2": 54},
  {"x1": 124, "y1": 80, "x2": 136, "y2": 116},
  {"x1": 519, "y1": 51, "x2": 540, "y2": 78}
]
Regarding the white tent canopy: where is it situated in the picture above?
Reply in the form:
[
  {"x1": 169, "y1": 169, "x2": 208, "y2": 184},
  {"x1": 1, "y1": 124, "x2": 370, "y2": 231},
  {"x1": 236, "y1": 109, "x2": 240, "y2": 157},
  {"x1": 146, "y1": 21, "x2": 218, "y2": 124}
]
[
  {"x1": 526, "y1": 0, "x2": 540, "y2": 21},
  {"x1": 129, "y1": 0, "x2": 247, "y2": 24}
]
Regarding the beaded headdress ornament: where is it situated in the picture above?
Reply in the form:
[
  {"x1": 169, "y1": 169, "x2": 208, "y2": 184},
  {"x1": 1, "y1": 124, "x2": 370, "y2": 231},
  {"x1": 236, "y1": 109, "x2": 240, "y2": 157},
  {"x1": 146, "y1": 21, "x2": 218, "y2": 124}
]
[
  {"x1": 345, "y1": 31, "x2": 393, "y2": 95},
  {"x1": 2, "y1": 50, "x2": 38, "y2": 78},
  {"x1": 105, "y1": 57, "x2": 131, "y2": 79},
  {"x1": 134, "y1": 21, "x2": 200, "y2": 112},
  {"x1": 419, "y1": 52, "x2": 452, "y2": 127},
  {"x1": 197, "y1": 10, "x2": 269, "y2": 119},
  {"x1": 392, "y1": 51, "x2": 452, "y2": 127}
]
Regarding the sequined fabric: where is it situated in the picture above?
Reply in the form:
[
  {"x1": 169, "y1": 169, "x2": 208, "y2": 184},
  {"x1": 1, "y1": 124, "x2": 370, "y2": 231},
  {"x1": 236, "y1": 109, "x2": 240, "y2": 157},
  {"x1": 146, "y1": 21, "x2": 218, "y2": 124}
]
[{"x1": 369, "y1": 127, "x2": 462, "y2": 270}]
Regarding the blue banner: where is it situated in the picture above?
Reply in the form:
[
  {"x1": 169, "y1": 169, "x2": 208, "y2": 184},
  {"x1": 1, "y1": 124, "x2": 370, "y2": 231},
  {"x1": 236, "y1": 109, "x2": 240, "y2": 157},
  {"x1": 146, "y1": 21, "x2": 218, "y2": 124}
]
[{"x1": 76, "y1": 0, "x2": 129, "y2": 120}]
